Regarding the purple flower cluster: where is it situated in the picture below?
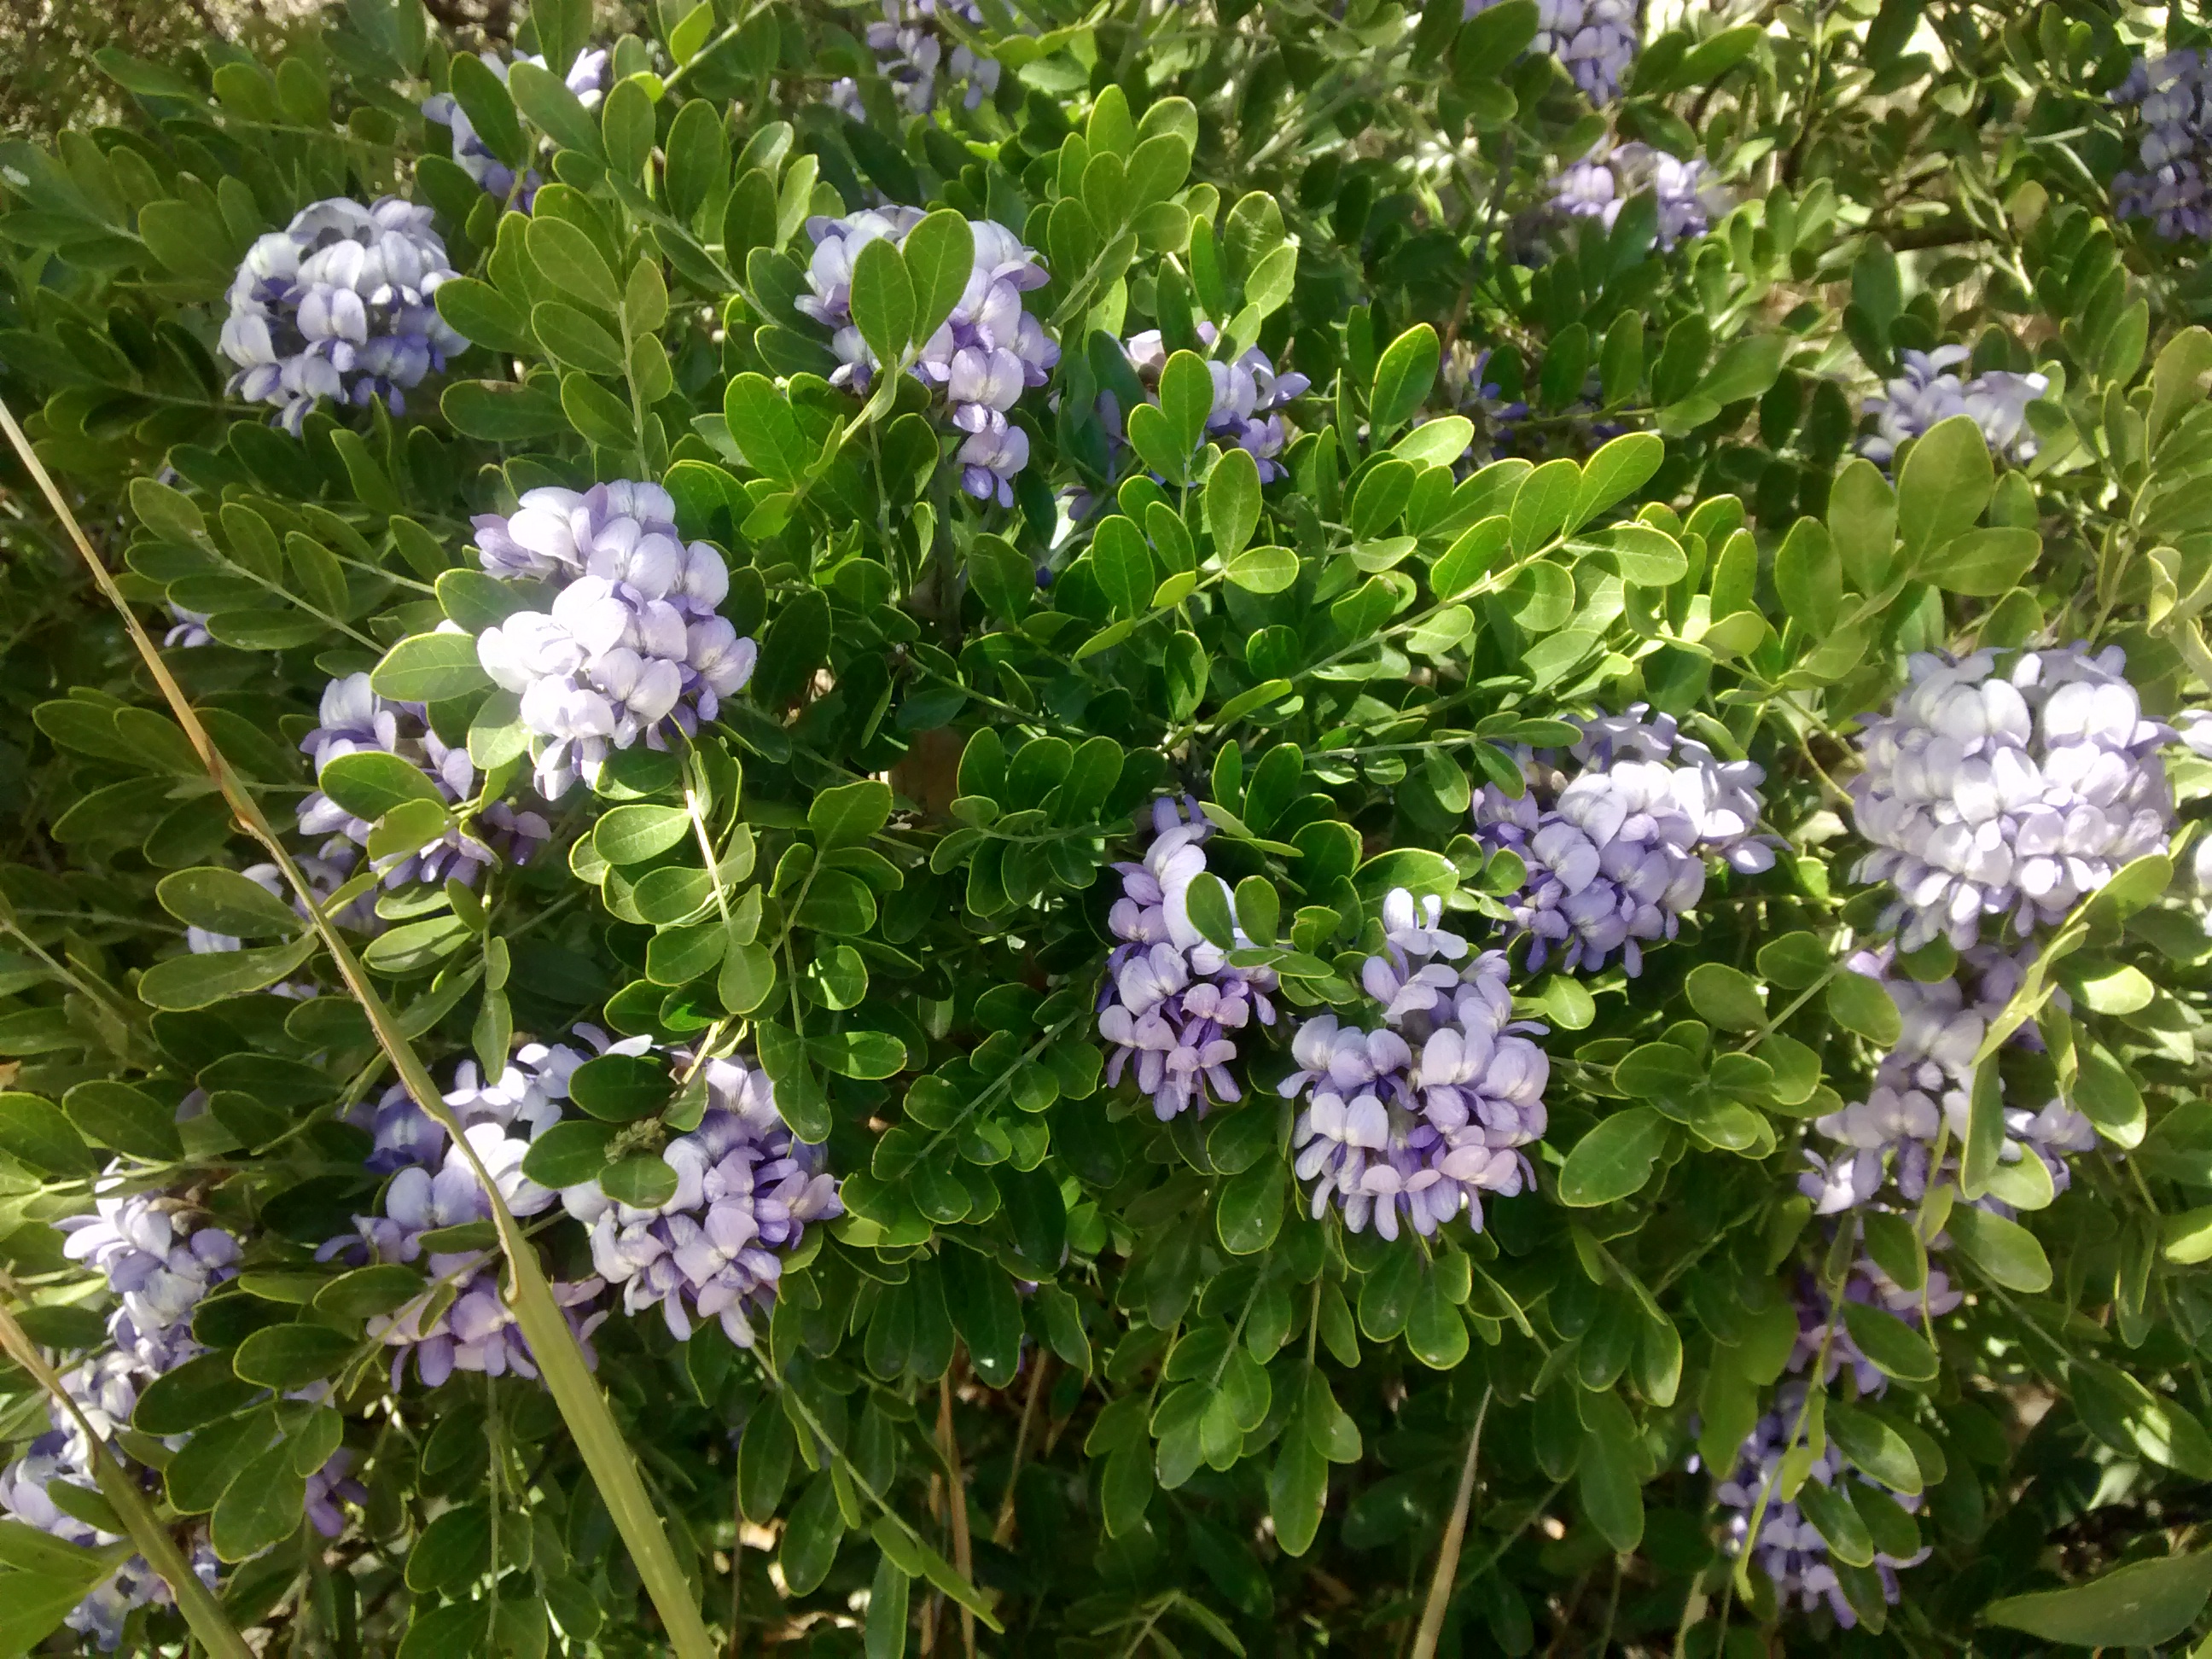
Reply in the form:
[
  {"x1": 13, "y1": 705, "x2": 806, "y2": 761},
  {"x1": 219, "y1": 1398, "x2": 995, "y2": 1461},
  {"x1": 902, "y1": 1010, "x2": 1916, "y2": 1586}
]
[
  {"x1": 1859, "y1": 347, "x2": 2049, "y2": 467},
  {"x1": 1707, "y1": 1272, "x2": 1943, "y2": 1628},
  {"x1": 1850, "y1": 646, "x2": 2177, "y2": 952},
  {"x1": 1098, "y1": 797, "x2": 1279, "y2": 1120},
  {"x1": 473, "y1": 480, "x2": 757, "y2": 798},
  {"x1": 1109, "y1": 322, "x2": 1312, "y2": 482},
  {"x1": 3, "y1": 1189, "x2": 354, "y2": 1645},
  {"x1": 422, "y1": 47, "x2": 608, "y2": 207},
  {"x1": 300, "y1": 672, "x2": 550, "y2": 887},
  {"x1": 219, "y1": 198, "x2": 467, "y2": 433},
  {"x1": 1475, "y1": 707, "x2": 1774, "y2": 975},
  {"x1": 794, "y1": 208, "x2": 1057, "y2": 505},
  {"x1": 1548, "y1": 143, "x2": 1715, "y2": 250},
  {"x1": 1280, "y1": 890, "x2": 1549, "y2": 1238},
  {"x1": 556, "y1": 1051, "x2": 842, "y2": 1348},
  {"x1": 1800, "y1": 946, "x2": 2096, "y2": 1216},
  {"x1": 1465, "y1": 0, "x2": 1637, "y2": 104},
  {"x1": 2112, "y1": 51, "x2": 2212, "y2": 240},
  {"x1": 826, "y1": 0, "x2": 1002, "y2": 118}
]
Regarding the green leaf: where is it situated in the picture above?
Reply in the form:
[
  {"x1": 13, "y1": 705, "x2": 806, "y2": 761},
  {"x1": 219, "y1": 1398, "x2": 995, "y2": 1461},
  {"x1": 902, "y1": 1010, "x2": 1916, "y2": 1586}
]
[
  {"x1": 508, "y1": 57, "x2": 604, "y2": 160},
  {"x1": 1370, "y1": 323, "x2": 1441, "y2": 434},
  {"x1": 1394, "y1": 416, "x2": 1472, "y2": 469},
  {"x1": 1576, "y1": 1391, "x2": 1645, "y2": 1552},
  {"x1": 447, "y1": 49, "x2": 527, "y2": 170},
  {"x1": 1206, "y1": 445, "x2": 1263, "y2": 562},
  {"x1": 850, "y1": 235, "x2": 916, "y2": 371},
  {"x1": 1558, "y1": 1108, "x2": 1668, "y2": 1207},
  {"x1": 810, "y1": 779, "x2": 893, "y2": 851},
  {"x1": 313, "y1": 1264, "x2": 428, "y2": 1320},
  {"x1": 1685, "y1": 963, "x2": 1765, "y2": 1031},
  {"x1": 1826, "y1": 971, "x2": 1901, "y2": 1045},
  {"x1": 233, "y1": 1323, "x2": 353, "y2": 1388},
  {"x1": 521, "y1": 1120, "x2": 616, "y2": 1188},
  {"x1": 1839, "y1": 1301, "x2": 1939, "y2": 1382},
  {"x1": 370, "y1": 632, "x2": 493, "y2": 702},
  {"x1": 531, "y1": 300, "x2": 626, "y2": 376},
  {"x1": 1795, "y1": 1477, "x2": 1875, "y2": 1569},
  {"x1": 725, "y1": 372, "x2": 810, "y2": 482},
  {"x1": 1570, "y1": 432, "x2": 1662, "y2": 528},
  {"x1": 1924, "y1": 526, "x2": 2040, "y2": 595},
  {"x1": 156, "y1": 867, "x2": 306, "y2": 937},
  {"x1": 1693, "y1": 334, "x2": 1787, "y2": 405},
  {"x1": 1158, "y1": 351, "x2": 1215, "y2": 457},
  {"x1": 1224, "y1": 544, "x2": 1298, "y2": 594},
  {"x1": 1827, "y1": 1402, "x2": 1923, "y2": 1494},
  {"x1": 569, "y1": 1053, "x2": 672, "y2": 1122},
  {"x1": 1773, "y1": 516, "x2": 1842, "y2": 636},
  {"x1": 596, "y1": 804, "x2": 692, "y2": 864},
  {"x1": 63, "y1": 1080, "x2": 181, "y2": 1160},
  {"x1": 1508, "y1": 458, "x2": 1580, "y2": 555},
  {"x1": 1895, "y1": 413, "x2": 1994, "y2": 564},
  {"x1": 434, "y1": 277, "x2": 533, "y2": 355},
  {"x1": 1589, "y1": 522, "x2": 1687, "y2": 586},
  {"x1": 1945, "y1": 1204, "x2": 2052, "y2": 1292},
  {"x1": 1982, "y1": 1551, "x2": 2212, "y2": 1648},
  {"x1": 139, "y1": 936, "x2": 318, "y2": 1010},
  {"x1": 316, "y1": 750, "x2": 445, "y2": 821},
  {"x1": 602, "y1": 1155, "x2": 680, "y2": 1209},
  {"x1": 899, "y1": 209, "x2": 973, "y2": 348},
  {"x1": 1217, "y1": 1157, "x2": 1285, "y2": 1254},
  {"x1": 1091, "y1": 515, "x2": 1155, "y2": 618},
  {"x1": 0, "y1": 1092, "x2": 97, "y2": 1177}
]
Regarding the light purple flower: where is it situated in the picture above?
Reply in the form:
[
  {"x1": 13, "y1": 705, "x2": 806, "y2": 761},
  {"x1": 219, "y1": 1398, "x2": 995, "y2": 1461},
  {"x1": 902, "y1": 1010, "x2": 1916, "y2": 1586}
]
[
  {"x1": 1548, "y1": 143, "x2": 1717, "y2": 250},
  {"x1": 1466, "y1": 0, "x2": 1637, "y2": 104},
  {"x1": 1103, "y1": 321, "x2": 1311, "y2": 483},
  {"x1": 2112, "y1": 51, "x2": 2212, "y2": 240},
  {"x1": 472, "y1": 482, "x2": 756, "y2": 797},
  {"x1": 422, "y1": 47, "x2": 608, "y2": 207},
  {"x1": 1860, "y1": 346, "x2": 2050, "y2": 466},
  {"x1": 220, "y1": 198, "x2": 468, "y2": 432}
]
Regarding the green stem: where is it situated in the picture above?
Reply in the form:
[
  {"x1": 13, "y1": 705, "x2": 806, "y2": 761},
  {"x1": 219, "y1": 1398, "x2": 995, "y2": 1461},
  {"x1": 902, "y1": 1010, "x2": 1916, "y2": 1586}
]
[{"x1": 1409, "y1": 1387, "x2": 1492, "y2": 1659}]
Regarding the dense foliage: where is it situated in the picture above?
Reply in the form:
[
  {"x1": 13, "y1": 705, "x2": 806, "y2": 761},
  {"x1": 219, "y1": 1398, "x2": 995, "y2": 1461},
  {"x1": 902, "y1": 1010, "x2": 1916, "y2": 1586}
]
[{"x1": 9, "y1": 0, "x2": 2212, "y2": 1652}]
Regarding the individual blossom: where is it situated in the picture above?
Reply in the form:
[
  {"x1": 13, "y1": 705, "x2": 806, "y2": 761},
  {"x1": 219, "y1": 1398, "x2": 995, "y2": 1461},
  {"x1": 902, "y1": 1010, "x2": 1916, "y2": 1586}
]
[
  {"x1": 422, "y1": 47, "x2": 608, "y2": 207},
  {"x1": 793, "y1": 208, "x2": 1057, "y2": 505},
  {"x1": 1859, "y1": 346, "x2": 2050, "y2": 467},
  {"x1": 1097, "y1": 796, "x2": 1279, "y2": 1120},
  {"x1": 1475, "y1": 705, "x2": 1775, "y2": 975},
  {"x1": 1466, "y1": 0, "x2": 1638, "y2": 104},
  {"x1": 346, "y1": 1031, "x2": 603, "y2": 1175},
  {"x1": 163, "y1": 605, "x2": 212, "y2": 649},
  {"x1": 1283, "y1": 890, "x2": 1550, "y2": 1238},
  {"x1": 219, "y1": 198, "x2": 468, "y2": 433},
  {"x1": 298, "y1": 672, "x2": 550, "y2": 885},
  {"x1": 558, "y1": 1051, "x2": 841, "y2": 1348},
  {"x1": 1547, "y1": 143, "x2": 1718, "y2": 250},
  {"x1": 1849, "y1": 645, "x2": 2179, "y2": 952},
  {"x1": 471, "y1": 480, "x2": 756, "y2": 797},
  {"x1": 1106, "y1": 322, "x2": 1312, "y2": 483},
  {"x1": 827, "y1": 0, "x2": 1001, "y2": 118},
  {"x1": 2111, "y1": 50, "x2": 2212, "y2": 241}
]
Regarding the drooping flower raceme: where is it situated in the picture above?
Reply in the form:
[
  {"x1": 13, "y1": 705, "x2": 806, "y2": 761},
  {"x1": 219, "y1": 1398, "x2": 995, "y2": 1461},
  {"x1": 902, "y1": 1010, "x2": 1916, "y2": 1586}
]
[
  {"x1": 1109, "y1": 323, "x2": 1312, "y2": 483},
  {"x1": 1281, "y1": 889, "x2": 1550, "y2": 1239},
  {"x1": 422, "y1": 47, "x2": 608, "y2": 206},
  {"x1": 1858, "y1": 346, "x2": 2049, "y2": 467},
  {"x1": 1475, "y1": 706, "x2": 1774, "y2": 975},
  {"x1": 1465, "y1": 0, "x2": 1637, "y2": 104},
  {"x1": 1704, "y1": 1272, "x2": 1939, "y2": 1629},
  {"x1": 1800, "y1": 946, "x2": 2097, "y2": 1216},
  {"x1": 300, "y1": 672, "x2": 550, "y2": 887},
  {"x1": 1097, "y1": 796, "x2": 1279, "y2": 1120},
  {"x1": 1548, "y1": 143, "x2": 1716, "y2": 250},
  {"x1": 827, "y1": 0, "x2": 1002, "y2": 118},
  {"x1": 2111, "y1": 50, "x2": 2212, "y2": 241},
  {"x1": 472, "y1": 480, "x2": 757, "y2": 797},
  {"x1": 558, "y1": 1051, "x2": 842, "y2": 1347},
  {"x1": 794, "y1": 208, "x2": 1057, "y2": 505},
  {"x1": 1850, "y1": 645, "x2": 2178, "y2": 952},
  {"x1": 219, "y1": 198, "x2": 468, "y2": 433}
]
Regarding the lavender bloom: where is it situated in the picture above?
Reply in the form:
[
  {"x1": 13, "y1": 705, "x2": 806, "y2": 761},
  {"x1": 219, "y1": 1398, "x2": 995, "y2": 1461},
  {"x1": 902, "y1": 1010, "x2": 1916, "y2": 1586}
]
[
  {"x1": 1097, "y1": 797, "x2": 1279, "y2": 1120},
  {"x1": 472, "y1": 481, "x2": 756, "y2": 797},
  {"x1": 795, "y1": 210, "x2": 1057, "y2": 505},
  {"x1": 829, "y1": 0, "x2": 1002, "y2": 117},
  {"x1": 1802, "y1": 945, "x2": 2095, "y2": 1215},
  {"x1": 164, "y1": 605, "x2": 212, "y2": 649},
  {"x1": 1466, "y1": 0, "x2": 1637, "y2": 104},
  {"x1": 1705, "y1": 1272, "x2": 1932, "y2": 1629},
  {"x1": 2112, "y1": 51, "x2": 2212, "y2": 240},
  {"x1": 422, "y1": 48, "x2": 608, "y2": 207},
  {"x1": 1859, "y1": 346, "x2": 2050, "y2": 466},
  {"x1": 346, "y1": 1030, "x2": 602, "y2": 1175},
  {"x1": 1476, "y1": 706, "x2": 1774, "y2": 975},
  {"x1": 1283, "y1": 892, "x2": 1549, "y2": 1239},
  {"x1": 1850, "y1": 646, "x2": 2177, "y2": 952},
  {"x1": 2, "y1": 1191, "x2": 246, "y2": 1644},
  {"x1": 1548, "y1": 143, "x2": 1717, "y2": 250},
  {"x1": 219, "y1": 198, "x2": 468, "y2": 433},
  {"x1": 1107, "y1": 322, "x2": 1312, "y2": 483},
  {"x1": 558, "y1": 1052, "x2": 841, "y2": 1347},
  {"x1": 299, "y1": 672, "x2": 550, "y2": 885}
]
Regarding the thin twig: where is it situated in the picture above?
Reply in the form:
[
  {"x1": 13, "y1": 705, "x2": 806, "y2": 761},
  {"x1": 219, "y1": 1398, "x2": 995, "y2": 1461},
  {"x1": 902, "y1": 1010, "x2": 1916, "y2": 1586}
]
[
  {"x1": 1410, "y1": 1387, "x2": 1492, "y2": 1659},
  {"x1": 992, "y1": 1353, "x2": 1051, "y2": 1546},
  {"x1": 940, "y1": 1374, "x2": 977, "y2": 1659}
]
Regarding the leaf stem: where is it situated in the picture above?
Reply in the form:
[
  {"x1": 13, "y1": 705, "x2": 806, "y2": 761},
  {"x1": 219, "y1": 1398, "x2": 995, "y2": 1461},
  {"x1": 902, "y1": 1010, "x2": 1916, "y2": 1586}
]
[{"x1": 1409, "y1": 1386, "x2": 1491, "y2": 1659}]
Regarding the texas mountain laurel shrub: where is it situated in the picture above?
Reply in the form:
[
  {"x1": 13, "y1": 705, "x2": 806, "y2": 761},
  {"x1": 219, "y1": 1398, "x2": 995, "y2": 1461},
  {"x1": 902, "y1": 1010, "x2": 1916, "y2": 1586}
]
[{"x1": 9, "y1": 0, "x2": 2212, "y2": 1653}]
